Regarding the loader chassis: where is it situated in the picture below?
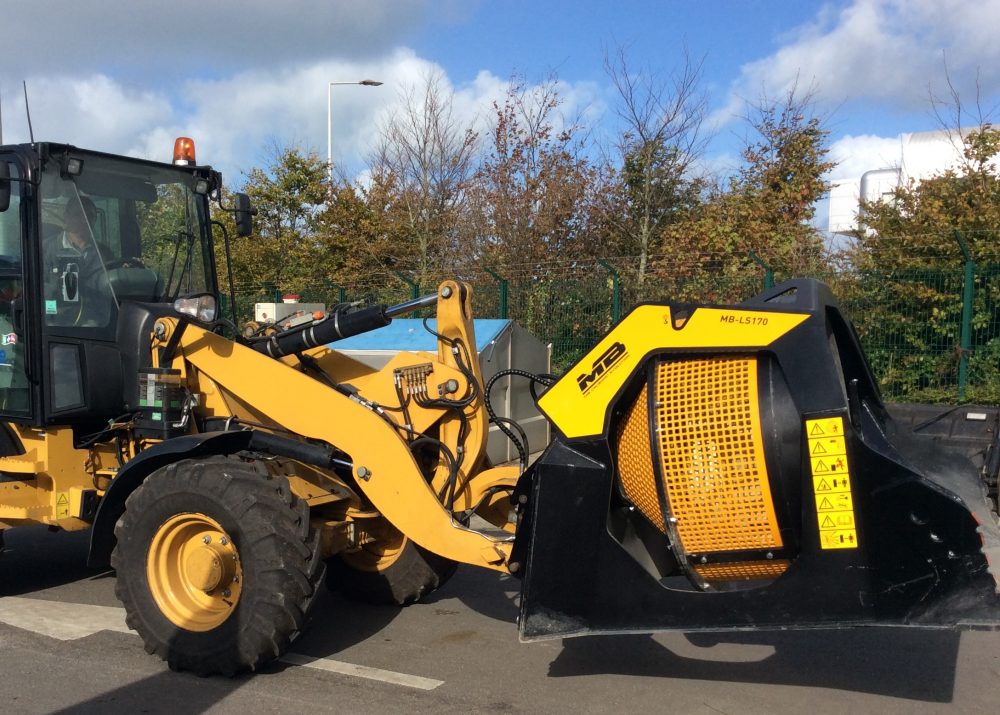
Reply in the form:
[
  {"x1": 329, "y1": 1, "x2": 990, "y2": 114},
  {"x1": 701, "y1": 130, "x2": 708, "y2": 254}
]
[{"x1": 0, "y1": 141, "x2": 520, "y2": 674}]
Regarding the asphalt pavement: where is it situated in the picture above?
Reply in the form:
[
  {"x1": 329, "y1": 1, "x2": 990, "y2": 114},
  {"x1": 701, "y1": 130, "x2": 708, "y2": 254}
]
[{"x1": 0, "y1": 525, "x2": 996, "y2": 714}]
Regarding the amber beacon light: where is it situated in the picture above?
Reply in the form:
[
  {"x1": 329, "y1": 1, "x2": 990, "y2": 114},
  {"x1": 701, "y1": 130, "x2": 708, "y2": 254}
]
[{"x1": 173, "y1": 137, "x2": 197, "y2": 165}]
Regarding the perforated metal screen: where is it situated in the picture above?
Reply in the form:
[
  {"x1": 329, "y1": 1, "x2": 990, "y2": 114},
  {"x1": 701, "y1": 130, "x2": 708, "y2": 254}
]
[
  {"x1": 616, "y1": 383, "x2": 667, "y2": 533},
  {"x1": 653, "y1": 357, "x2": 783, "y2": 554}
]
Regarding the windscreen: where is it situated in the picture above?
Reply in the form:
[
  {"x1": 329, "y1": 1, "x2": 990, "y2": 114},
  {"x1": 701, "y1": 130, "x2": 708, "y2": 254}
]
[{"x1": 39, "y1": 151, "x2": 214, "y2": 329}]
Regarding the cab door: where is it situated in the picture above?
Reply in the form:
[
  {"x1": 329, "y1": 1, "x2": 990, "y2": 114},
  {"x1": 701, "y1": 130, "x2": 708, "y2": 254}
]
[{"x1": 0, "y1": 153, "x2": 39, "y2": 424}]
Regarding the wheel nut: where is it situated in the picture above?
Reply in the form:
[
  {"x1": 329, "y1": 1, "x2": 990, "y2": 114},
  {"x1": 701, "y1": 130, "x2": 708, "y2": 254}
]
[
  {"x1": 202, "y1": 535, "x2": 211, "y2": 544},
  {"x1": 220, "y1": 537, "x2": 229, "y2": 546},
  {"x1": 222, "y1": 589, "x2": 231, "y2": 598}
]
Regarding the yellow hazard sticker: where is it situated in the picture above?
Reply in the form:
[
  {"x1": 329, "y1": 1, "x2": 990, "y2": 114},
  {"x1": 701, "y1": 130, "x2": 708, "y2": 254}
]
[
  {"x1": 812, "y1": 474, "x2": 852, "y2": 493},
  {"x1": 809, "y1": 435, "x2": 846, "y2": 456},
  {"x1": 806, "y1": 416, "x2": 859, "y2": 550},
  {"x1": 815, "y1": 492, "x2": 854, "y2": 512},
  {"x1": 807, "y1": 418, "x2": 845, "y2": 438},
  {"x1": 818, "y1": 511, "x2": 855, "y2": 530},
  {"x1": 810, "y1": 455, "x2": 849, "y2": 475},
  {"x1": 820, "y1": 529, "x2": 858, "y2": 549},
  {"x1": 55, "y1": 492, "x2": 70, "y2": 519}
]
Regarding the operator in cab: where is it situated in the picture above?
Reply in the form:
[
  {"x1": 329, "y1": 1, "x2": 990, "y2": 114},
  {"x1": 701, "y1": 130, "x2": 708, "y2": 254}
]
[{"x1": 44, "y1": 196, "x2": 112, "y2": 327}]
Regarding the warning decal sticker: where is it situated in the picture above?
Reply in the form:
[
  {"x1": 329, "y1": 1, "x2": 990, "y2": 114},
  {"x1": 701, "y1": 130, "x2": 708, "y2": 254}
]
[
  {"x1": 55, "y1": 492, "x2": 71, "y2": 520},
  {"x1": 806, "y1": 416, "x2": 858, "y2": 550}
]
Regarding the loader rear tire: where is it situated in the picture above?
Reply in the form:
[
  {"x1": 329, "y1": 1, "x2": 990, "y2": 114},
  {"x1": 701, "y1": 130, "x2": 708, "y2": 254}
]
[
  {"x1": 112, "y1": 455, "x2": 324, "y2": 676},
  {"x1": 328, "y1": 519, "x2": 457, "y2": 606}
]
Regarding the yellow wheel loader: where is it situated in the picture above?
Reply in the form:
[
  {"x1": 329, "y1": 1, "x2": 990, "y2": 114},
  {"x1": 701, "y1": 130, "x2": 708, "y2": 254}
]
[{"x1": 0, "y1": 140, "x2": 999, "y2": 676}]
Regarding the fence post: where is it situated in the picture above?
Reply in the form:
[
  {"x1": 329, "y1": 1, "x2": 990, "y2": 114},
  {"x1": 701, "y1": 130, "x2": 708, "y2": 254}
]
[
  {"x1": 394, "y1": 271, "x2": 420, "y2": 301},
  {"x1": 483, "y1": 268, "x2": 508, "y2": 319},
  {"x1": 598, "y1": 259, "x2": 622, "y2": 324},
  {"x1": 328, "y1": 281, "x2": 347, "y2": 304},
  {"x1": 954, "y1": 231, "x2": 975, "y2": 401},
  {"x1": 748, "y1": 250, "x2": 774, "y2": 290}
]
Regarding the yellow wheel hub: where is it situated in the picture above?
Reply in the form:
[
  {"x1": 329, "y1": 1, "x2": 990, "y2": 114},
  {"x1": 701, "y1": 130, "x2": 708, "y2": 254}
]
[
  {"x1": 147, "y1": 513, "x2": 243, "y2": 632},
  {"x1": 341, "y1": 519, "x2": 407, "y2": 573}
]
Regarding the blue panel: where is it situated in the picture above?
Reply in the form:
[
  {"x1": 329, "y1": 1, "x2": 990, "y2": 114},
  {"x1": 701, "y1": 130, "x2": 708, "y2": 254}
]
[{"x1": 332, "y1": 319, "x2": 511, "y2": 352}]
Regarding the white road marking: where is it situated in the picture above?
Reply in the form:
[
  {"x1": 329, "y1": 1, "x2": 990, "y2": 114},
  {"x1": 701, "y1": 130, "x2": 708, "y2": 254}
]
[
  {"x1": 0, "y1": 596, "x2": 131, "y2": 640},
  {"x1": 0, "y1": 596, "x2": 444, "y2": 689},
  {"x1": 279, "y1": 652, "x2": 443, "y2": 690}
]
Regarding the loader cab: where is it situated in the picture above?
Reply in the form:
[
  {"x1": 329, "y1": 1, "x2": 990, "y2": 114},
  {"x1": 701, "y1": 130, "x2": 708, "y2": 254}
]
[{"x1": 0, "y1": 143, "x2": 220, "y2": 430}]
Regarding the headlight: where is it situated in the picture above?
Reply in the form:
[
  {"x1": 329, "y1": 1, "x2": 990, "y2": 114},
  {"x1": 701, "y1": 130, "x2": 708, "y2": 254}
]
[{"x1": 173, "y1": 294, "x2": 217, "y2": 323}]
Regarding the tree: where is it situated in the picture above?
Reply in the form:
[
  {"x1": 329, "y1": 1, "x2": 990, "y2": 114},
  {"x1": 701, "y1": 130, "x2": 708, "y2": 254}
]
[
  {"x1": 231, "y1": 144, "x2": 330, "y2": 292},
  {"x1": 734, "y1": 86, "x2": 834, "y2": 272},
  {"x1": 602, "y1": 46, "x2": 709, "y2": 290},
  {"x1": 466, "y1": 76, "x2": 603, "y2": 269},
  {"x1": 856, "y1": 125, "x2": 1000, "y2": 267},
  {"x1": 369, "y1": 70, "x2": 478, "y2": 287},
  {"x1": 848, "y1": 125, "x2": 1000, "y2": 402},
  {"x1": 650, "y1": 86, "x2": 835, "y2": 301},
  {"x1": 313, "y1": 171, "x2": 419, "y2": 301}
]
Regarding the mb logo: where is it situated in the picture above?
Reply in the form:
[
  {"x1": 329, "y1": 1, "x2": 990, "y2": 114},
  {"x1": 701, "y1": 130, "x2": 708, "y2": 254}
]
[{"x1": 576, "y1": 341, "x2": 627, "y2": 394}]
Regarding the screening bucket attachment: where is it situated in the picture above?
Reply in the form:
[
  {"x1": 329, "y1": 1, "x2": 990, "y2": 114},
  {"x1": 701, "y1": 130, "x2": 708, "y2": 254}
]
[{"x1": 511, "y1": 279, "x2": 1000, "y2": 638}]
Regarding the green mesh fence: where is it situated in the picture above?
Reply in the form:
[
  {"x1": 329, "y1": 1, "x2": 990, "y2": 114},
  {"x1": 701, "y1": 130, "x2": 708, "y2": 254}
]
[
  {"x1": 229, "y1": 260, "x2": 1000, "y2": 404},
  {"x1": 832, "y1": 270, "x2": 967, "y2": 402}
]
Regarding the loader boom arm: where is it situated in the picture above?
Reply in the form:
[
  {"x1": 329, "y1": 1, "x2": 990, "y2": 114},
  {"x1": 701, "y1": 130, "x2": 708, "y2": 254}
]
[{"x1": 161, "y1": 281, "x2": 512, "y2": 571}]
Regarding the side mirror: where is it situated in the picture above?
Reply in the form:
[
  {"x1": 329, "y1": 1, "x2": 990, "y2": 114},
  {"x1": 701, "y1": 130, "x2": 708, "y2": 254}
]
[
  {"x1": 0, "y1": 162, "x2": 10, "y2": 213},
  {"x1": 234, "y1": 193, "x2": 255, "y2": 237}
]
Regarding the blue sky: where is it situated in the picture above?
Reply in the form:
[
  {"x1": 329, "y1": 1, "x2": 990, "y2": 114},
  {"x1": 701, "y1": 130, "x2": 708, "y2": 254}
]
[{"x1": 2, "y1": 0, "x2": 998, "y2": 195}]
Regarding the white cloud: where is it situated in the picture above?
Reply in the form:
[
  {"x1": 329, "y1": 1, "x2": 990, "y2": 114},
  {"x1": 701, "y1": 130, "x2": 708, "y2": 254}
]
[
  {"x1": 2, "y1": 75, "x2": 173, "y2": 153},
  {"x1": 0, "y1": 47, "x2": 602, "y2": 188},
  {"x1": 713, "y1": 0, "x2": 1000, "y2": 127},
  {"x1": 827, "y1": 133, "x2": 902, "y2": 181},
  {"x1": 1, "y1": 0, "x2": 438, "y2": 80}
]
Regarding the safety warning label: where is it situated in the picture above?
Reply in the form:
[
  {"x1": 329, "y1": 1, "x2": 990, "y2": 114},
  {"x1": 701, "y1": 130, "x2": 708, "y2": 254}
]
[
  {"x1": 805, "y1": 416, "x2": 858, "y2": 550},
  {"x1": 820, "y1": 530, "x2": 858, "y2": 549},
  {"x1": 809, "y1": 435, "x2": 846, "y2": 456},
  {"x1": 812, "y1": 474, "x2": 852, "y2": 493},
  {"x1": 55, "y1": 492, "x2": 70, "y2": 519},
  {"x1": 815, "y1": 492, "x2": 853, "y2": 512},
  {"x1": 807, "y1": 417, "x2": 843, "y2": 437}
]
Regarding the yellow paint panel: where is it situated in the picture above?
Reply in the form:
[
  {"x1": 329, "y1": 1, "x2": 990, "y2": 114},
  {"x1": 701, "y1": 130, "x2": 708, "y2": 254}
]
[{"x1": 539, "y1": 305, "x2": 809, "y2": 439}]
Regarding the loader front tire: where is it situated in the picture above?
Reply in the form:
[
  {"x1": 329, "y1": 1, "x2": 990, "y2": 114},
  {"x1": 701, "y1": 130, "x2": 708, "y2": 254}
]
[
  {"x1": 112, "y1": 455, "x2": 323, "y2": 676},
  {"x1": 328, "y1": 518, "x2": 456, "y2": 605}
]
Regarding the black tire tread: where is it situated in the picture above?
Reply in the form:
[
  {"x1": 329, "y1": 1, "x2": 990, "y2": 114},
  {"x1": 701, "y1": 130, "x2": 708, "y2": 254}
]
[
  {"x1": 112, "y1": 455, "x2": 324, "y2": 676},
  {"x1": 328, "y1": 536, "x2": 458, "y2": 606}
]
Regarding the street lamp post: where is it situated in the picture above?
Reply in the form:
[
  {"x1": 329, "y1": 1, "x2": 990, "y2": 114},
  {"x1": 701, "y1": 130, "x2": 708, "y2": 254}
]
[{"x1": 327, "y1": 79, "x2": 383, "y2": 189}]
